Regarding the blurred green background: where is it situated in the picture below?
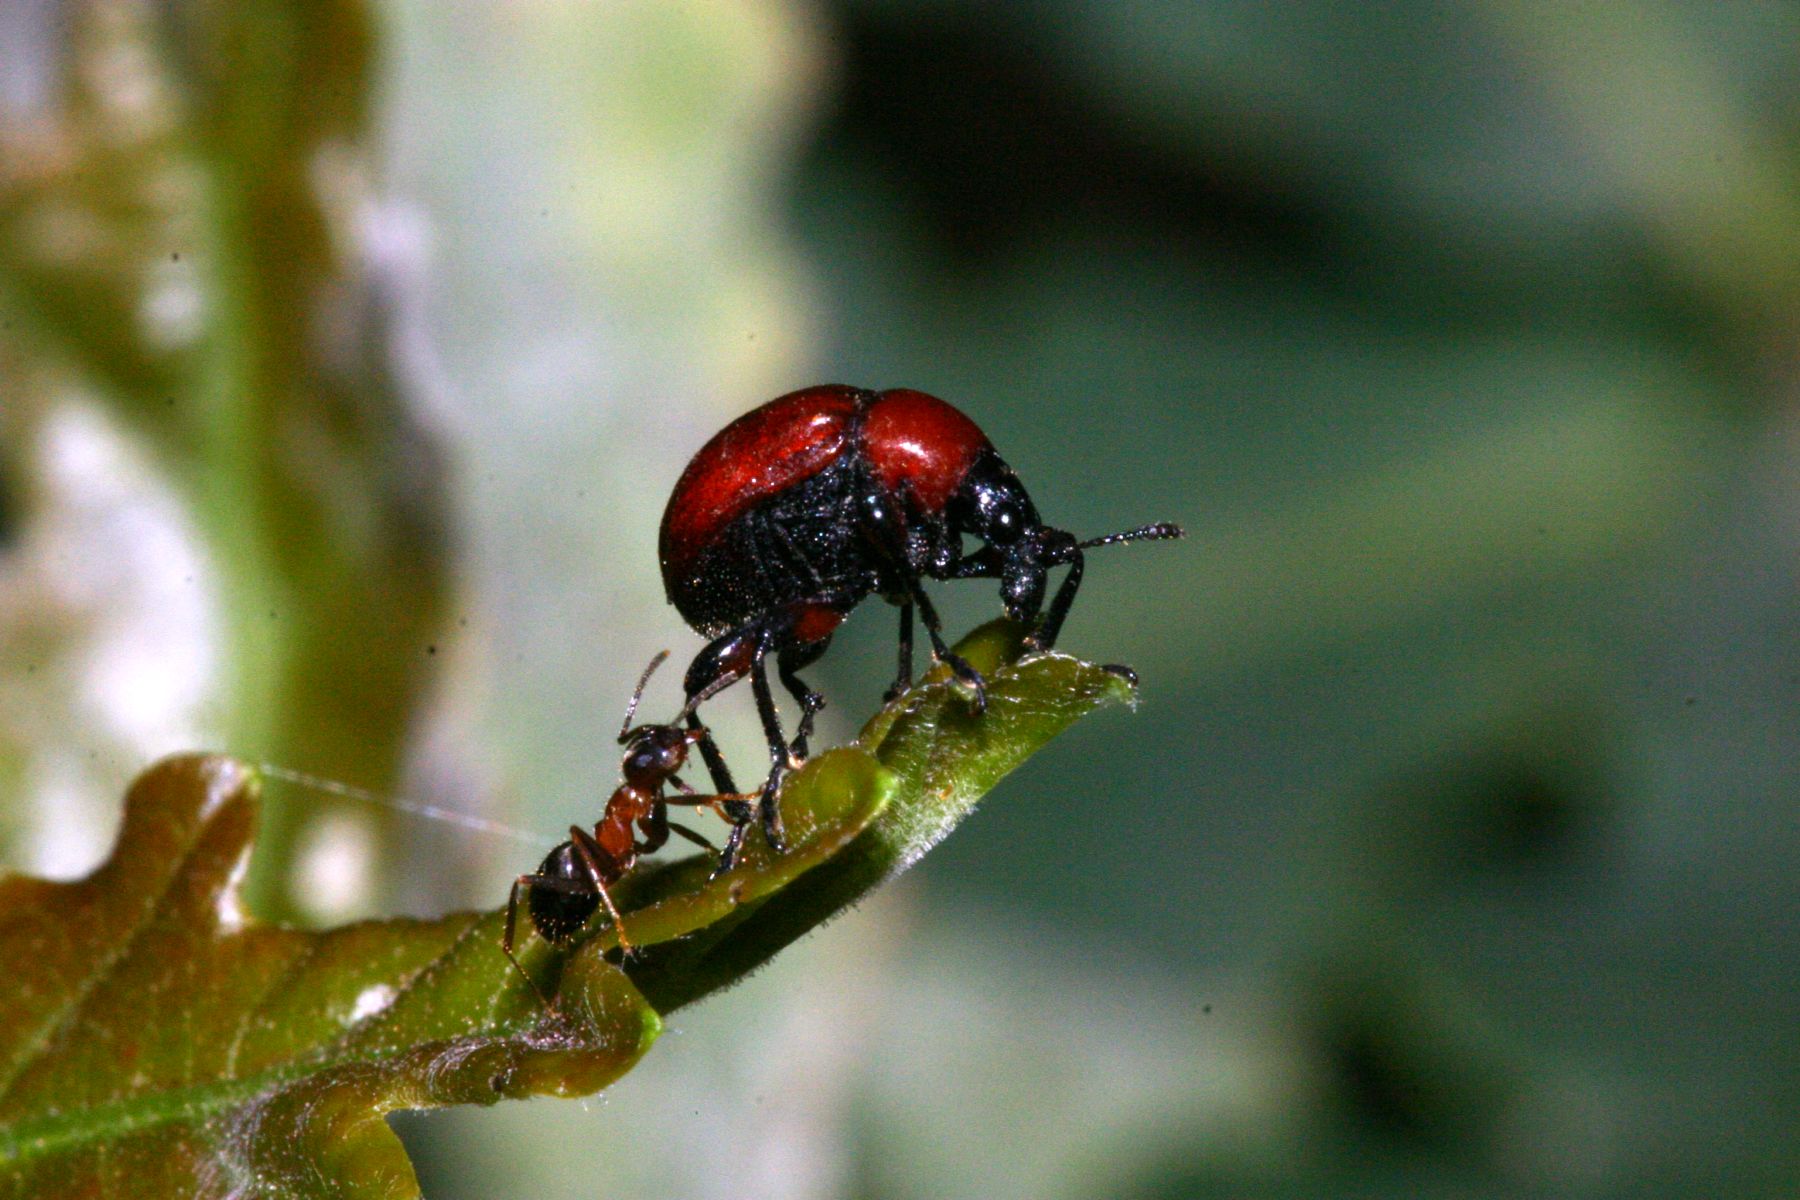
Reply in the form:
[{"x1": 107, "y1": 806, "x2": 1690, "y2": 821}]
[{"x1": 3, "y1": 1, "x2": 1797, "y2": 1197}]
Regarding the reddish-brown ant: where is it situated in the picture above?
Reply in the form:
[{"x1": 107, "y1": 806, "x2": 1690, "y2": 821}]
[{"x1": 502, "y1": 651, "x2": 752, "y2": 1004}]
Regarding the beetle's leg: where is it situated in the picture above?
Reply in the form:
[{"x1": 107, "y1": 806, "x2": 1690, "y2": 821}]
[
  {"x1": 885, "y1": 600, "x2": 915, "y2": 701},
  {"x1": 776, "y1": 639, "x2": 828, "y2": 759},
  {"x1": 707, "y1": 785, "x2": 760, "y2": 876},
  {"x1": 681, "y1": 621, "x2": 776, "y2": 875},
  {"x1": 684, "y1": 710, "x2": 738, "y2": 793},
  {"x1": 942, "y1": 545, "x2": 1001, "y2": 580},
  {"x1": 748, "y1": 654, "x2": 791, "y2": 855},
  {"x1": 1026, "y1": 545, "x2": 1086, "y2": 651},
  {"x1": 682, "y1": 623, "x2": 784, "y2": 874},
  {"x1": 678, "y1": 626, "x2": 761, "y2": 762},
  {"x1": 683, "y1": 700, "x2": 753, "y2": 875},
  {"x1": 859, "y1": 483, "x2": 988, "y2": 711},
  {"x1": 767, "y1": 514, "x2": 827, "y2": 594},
  {"x1": 907, "y1": 580, "x2": 987, "y2": 714}
]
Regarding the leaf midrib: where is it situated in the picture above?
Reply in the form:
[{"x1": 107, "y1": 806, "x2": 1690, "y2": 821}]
[{"x1": 0, "y1": 1020, "x2": 475, "y2": 1168}]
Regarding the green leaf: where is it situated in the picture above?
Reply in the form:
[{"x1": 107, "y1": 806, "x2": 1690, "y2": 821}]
[
  {"x1": 0, "y1": 756, "x2": 655, "y2": 1198},
  {"x1": 0, "y1": 621, "x2": 1137, "y2": 1196},
  {"x1": 621, "y1": 619, "x2": 1138, "y2": 1012}
]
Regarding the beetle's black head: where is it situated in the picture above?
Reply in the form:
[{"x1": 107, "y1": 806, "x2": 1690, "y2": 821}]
[
  {"x1": 950, "y1": 449, "x2": 1062, "y2": 625},
  {"x1": 619, "y1": 723, "x2": 692, "y2": 789}
]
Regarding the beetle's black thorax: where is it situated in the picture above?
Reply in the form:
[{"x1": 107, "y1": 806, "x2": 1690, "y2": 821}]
[
  {"x1": 666, "y1": 415, "x2": 1008, "y2": 636},
  {"x1": 667, "y1": 449, "x2": 883, "y2": 636}
]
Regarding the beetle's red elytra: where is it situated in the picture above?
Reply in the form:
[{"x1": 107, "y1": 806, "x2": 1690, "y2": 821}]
[
  {"x1": 660, "y1": 386, "x2": 862, "y2": 581},
  {"x1": 659, "y1": 385, "x2": 1183, "y2": 870},
  {"x1": 859, "y1": 387, "x2": 991, "y2": 512}
]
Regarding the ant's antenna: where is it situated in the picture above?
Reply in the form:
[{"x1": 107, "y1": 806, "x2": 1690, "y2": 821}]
[
  {"x1": 619, "y1": 650, "x2": 671, "y2": 742},
  {"x1": 673, "y1": 669, "x2": 740, "y2": 725},
  {"x1": 1076, "y1": 522, "x2": 1184, "y2": 551}
]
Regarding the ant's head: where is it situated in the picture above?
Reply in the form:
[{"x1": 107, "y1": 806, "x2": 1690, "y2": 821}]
[
  {"x1": 614, "y1": 648, "x2": 708, "y2": 789},
  {"x1": 619, "y1": 722, "x2": 697, "y2": 789}
]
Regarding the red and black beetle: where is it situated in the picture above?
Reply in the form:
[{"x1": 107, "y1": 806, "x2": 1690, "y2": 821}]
[{"x1": 659, "y1": 384, "x2": 1182, "y2": 868}]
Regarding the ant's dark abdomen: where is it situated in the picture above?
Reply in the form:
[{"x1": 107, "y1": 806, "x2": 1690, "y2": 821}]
[{"x1": 527, "y1": 842, "x2": 604, "y2": 945}]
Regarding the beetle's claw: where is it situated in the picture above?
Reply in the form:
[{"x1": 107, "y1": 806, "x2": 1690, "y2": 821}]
[
  {"x1": 761, "y1": 794, "x2": 789, "y2": 855},
  {"x1": 951, "y1": 671, "x2": 987, "y2": 715},
  {"x1": 1100, "y1": 662, "x2": 1140, "y2": 687},
  {"x1": 940, "y1": 652, "x2": 988, "y2": 715}
]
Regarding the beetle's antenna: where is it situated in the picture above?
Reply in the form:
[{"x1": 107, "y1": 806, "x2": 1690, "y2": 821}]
[
  {"x1": 619, "y1": 650, "x2": 671, "y2": 742},
  {"x1": 1076, "y1": 522, "x2": 1184, "y2": 551},
  {"x1": 256, "y1": 763, "x2": 552, "y2": 846}
]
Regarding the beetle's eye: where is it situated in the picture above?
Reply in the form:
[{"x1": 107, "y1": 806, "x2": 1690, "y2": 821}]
[{"x1": 988, "y1": 502, "x2": 1022, "y2": 545}]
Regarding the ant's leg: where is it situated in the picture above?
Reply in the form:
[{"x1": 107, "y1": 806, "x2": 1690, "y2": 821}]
[
  {"x1": 704, "y1": 793, "x2": 758, "y2": 823},
  {"x1": 670, "y1": 776, "x2": 752, "y2": 829},
  {"x1": 1026, "y1": 548, "x2": 1085, "y2": 651},
  {"x1": 907, "y1": 581, "x2": 987, "y2": 713},
  {"x1": 502, "y1": 868, "x2": 619, "y2": 1007},
  {"x1": 503, "y1": 874, "x2": 557, "y2": 1010},
  {"x1": 670, "y1": 775, "x2": 751, "y2": 820},
  {"x1": 671, "y1": 774, "x2": 751, "y2": 812},
  {"x1": 749, "y1": 654, "x2": 791, "y2": 854},
  {"x1": 659, "y1": 778, "x2": 725, "y2": 852},
  {"x1": 635, "y1": 805, "x2": 671, "y2": 855},
  {"x1": 567, "y1": 827, "x2": 633, "y2": 957},
  {"x1": 776, "y1": 640, "x2": 828, "y2": 760},
  {"x1": 668, "y1": 821, "x2": 717, "y2": 851},
  {"x1": 885, "y1": 600, "x2": 915, "y2": 701}
]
